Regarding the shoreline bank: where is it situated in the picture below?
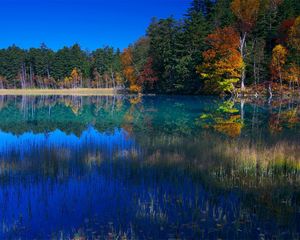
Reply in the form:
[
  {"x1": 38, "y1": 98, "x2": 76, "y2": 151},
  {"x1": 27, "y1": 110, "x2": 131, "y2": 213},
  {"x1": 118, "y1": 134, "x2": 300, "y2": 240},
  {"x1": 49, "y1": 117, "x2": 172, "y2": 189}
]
[{"x1": 0, "y1": 88, "x2": 118, "y2": 96}]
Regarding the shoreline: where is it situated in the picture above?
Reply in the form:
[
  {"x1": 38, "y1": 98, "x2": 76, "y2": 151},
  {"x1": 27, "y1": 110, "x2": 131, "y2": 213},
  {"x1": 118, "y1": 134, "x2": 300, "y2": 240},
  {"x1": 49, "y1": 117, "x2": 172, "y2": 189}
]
[
  {"x1": 0, "y1": 88, "x2": 118, "y2": 96},
  {"x1": 0, "y1": 88, "x2": 299, "y2": 99}
]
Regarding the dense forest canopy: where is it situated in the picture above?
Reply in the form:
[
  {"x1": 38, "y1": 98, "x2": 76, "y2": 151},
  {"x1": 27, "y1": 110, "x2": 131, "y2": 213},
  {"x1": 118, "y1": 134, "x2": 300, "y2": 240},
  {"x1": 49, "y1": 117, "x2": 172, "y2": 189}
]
[{"x1": 0, "y1": 0, "x2": 299, "y2": 94}]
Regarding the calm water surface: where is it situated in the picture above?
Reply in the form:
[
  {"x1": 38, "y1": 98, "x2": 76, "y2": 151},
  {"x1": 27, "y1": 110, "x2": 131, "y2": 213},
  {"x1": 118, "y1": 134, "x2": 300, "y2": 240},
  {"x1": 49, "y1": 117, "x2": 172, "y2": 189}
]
[{"x1": 0, "y1": 95, "x2": 299, "y2": 239}]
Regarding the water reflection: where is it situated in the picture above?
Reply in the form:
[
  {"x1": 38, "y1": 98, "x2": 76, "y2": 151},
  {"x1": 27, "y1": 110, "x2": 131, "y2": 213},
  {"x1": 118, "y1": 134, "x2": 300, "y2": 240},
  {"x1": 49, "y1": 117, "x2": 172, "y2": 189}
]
[{"x1": 0, "y1": 95, "x2": 299, "y2": 239}]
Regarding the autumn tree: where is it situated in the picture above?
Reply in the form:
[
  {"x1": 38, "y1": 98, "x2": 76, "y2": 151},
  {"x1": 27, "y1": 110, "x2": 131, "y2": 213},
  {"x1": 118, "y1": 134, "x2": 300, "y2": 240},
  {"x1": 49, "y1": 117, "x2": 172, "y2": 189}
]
[
  {"x1": 231, "y1": 0, "x2": 260, "y2": 90},
  {"x1": 277, "y1": 18, "x2": 296, "y2": 45},
  {"x1": 52, "y1": 44, "x2": 89, "y2": 84},
  {"x1": 61, "y1": 68, "x2": 82, "y2": 88},
  {"x1": 92, "y1": 68, "x2": 101, "y2": 88},
  {"x1": 199, "y1": 100, "x2": 243, "y2": 138},
  {"x1": 91, "y1": 46, "x2": 122, "y2": 88},
  {"x1": 138, "y1": 57, "x2": 158, "y2": 91},
  {"x1": 275, "y1": 17, "x2": 300, "y2": 90},
  {"x1": 270, "y1": 44, "x2": 288, "y2": 88},
  {"x1": 288, "y1": 16, "x2": 300, "y2": 63},
  {"x1": 197, "y1": 27, "x2": 244, "y2": 94},
  {"x1": 121, "y1": 48, "x2": 140, "y2": 92},
  {"x1": 284, "y1": 63, "x2": 300, "y2": 89},
  {"x1": 71, "y1": 68, "x2": 82, "y2": 88}
]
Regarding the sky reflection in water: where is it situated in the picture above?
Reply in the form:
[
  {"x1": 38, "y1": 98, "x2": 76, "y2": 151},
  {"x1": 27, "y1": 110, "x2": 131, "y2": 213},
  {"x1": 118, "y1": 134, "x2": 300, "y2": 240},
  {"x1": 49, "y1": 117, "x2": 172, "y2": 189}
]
[{"x1": 0, "y1": 95, "x2": 299, "y2": 239}]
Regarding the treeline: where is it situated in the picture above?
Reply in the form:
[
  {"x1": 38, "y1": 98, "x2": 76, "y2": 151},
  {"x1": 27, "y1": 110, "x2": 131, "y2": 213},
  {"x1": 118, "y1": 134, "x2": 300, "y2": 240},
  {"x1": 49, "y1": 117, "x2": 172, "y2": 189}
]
[
  {"x1": 0, "y1": 0, "x2": 299, "y2": 94},
  {"x1": 0, "y1": 44, "x2": 123, "y2": 89}
]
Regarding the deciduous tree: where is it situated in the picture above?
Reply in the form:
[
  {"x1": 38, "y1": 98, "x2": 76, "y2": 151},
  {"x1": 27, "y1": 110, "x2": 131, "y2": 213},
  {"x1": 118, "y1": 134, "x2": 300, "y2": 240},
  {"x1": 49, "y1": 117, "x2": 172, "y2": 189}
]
[
  {"x1": 138, "y1": 57, "x2": 158, "y2": 91},
  {"x1": 197, "y1": 27, "x2": 244, "y2": 94},
  {"x1": 270, "y1": 44, "x2": 288, "y2": 88},
  {"x1": 121, "y1": 48, "x2": 140, "y2": 92},
  {"x1": 231, "y1": 0, "x2": 260, "y2": 90}
]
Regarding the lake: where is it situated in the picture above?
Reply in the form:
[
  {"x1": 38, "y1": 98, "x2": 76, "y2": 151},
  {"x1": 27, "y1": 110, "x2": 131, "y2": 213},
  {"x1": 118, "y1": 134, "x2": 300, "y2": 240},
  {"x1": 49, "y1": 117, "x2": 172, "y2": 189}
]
[{"x1": 0, "y1": 95, "x2": 299, "y2": 239}]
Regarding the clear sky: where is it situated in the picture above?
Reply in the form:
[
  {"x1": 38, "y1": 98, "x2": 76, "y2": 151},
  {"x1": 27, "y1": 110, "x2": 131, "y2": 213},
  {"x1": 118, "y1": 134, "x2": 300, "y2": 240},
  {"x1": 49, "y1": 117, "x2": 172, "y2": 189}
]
[{"x1": 0, "y1": 0, "x2": 191, "y2": 51}]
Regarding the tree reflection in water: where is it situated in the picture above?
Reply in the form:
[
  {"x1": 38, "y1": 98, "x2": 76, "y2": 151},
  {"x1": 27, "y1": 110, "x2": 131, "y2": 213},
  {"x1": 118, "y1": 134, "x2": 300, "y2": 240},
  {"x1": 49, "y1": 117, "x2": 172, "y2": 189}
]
[{"x1": 0, "y1": 95, "x2": 299, "y2": 239}]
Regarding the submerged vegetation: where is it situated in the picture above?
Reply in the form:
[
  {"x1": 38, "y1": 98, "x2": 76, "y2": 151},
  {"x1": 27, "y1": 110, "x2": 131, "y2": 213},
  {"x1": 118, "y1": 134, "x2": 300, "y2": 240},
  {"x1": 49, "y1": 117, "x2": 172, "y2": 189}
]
[{"x1": 0, "y1": 0, "x2": 299, "y2": 95}]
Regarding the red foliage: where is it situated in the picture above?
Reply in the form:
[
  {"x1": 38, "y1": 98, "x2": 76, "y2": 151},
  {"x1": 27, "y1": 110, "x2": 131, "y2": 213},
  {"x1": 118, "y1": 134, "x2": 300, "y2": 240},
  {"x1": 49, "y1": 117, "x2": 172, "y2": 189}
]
[
  {"x1": 277, "y1": 18, "x2": 296, "y2": 45},
  {"x1": 138, "y1": 57, "x2": 158, "y2": 89}
]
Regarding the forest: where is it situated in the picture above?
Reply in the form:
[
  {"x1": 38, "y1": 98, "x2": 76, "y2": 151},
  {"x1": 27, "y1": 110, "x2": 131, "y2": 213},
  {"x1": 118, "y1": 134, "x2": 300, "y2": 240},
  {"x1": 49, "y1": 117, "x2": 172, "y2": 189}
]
[{"x1": 0, "y1": 0, "x2": 299, "y2": 95}]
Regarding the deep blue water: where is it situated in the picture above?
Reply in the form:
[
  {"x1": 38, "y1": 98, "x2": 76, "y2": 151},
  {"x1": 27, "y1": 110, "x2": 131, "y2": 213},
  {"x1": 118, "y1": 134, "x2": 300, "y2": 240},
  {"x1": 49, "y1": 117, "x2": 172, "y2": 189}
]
[{"x1": 0, "y1": 95, "x2": 299, "y2": 239}]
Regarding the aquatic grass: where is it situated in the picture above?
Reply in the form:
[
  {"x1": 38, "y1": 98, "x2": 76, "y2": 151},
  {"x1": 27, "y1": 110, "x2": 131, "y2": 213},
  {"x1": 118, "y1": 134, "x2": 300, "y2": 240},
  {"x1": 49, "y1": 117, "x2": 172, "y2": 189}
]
[
  {"x1": 220, "y1": 140, "x2": 300, "y2": 176},
  {"x1": 132, "y1": 131, "x2": 300, "y2": 191}
]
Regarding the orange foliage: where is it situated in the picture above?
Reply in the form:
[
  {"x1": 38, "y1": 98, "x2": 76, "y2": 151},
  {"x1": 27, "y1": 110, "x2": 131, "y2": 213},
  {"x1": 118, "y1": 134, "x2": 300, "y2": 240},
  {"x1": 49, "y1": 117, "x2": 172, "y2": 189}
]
[
  {"x1": 214, "y1": 116, "x2": 243, "y2": 138},
  {"x1": 199, "y1": 27, "x2": 244, "y2": 93},
  {"x1": 231, "y1": 0, "x2": 260, "y2": 32},
  {"x1": 283, "y1": 64, "x2": 300, "y2": 84},
  {"x1": 270, "y1": 44, "x2": 288, "y2": 81},
  {"x1": 282, "y1": 109, "x2": 299, "y2": 127},
  {"x1": 269, "y1": 108, "x2": 300, "y2": 133},
  {"x1": 129, "y1": 84, "x2": 142, "y2": 93},
  {"x1": 121, "y1": 48, "x2": 140, "y2": 92},
  {"x1": 205, "y1": 27, "x2": 240, "y2": 55},
  {"x1": 129, "y1": 96, "x2": 142, "y2": 105}
]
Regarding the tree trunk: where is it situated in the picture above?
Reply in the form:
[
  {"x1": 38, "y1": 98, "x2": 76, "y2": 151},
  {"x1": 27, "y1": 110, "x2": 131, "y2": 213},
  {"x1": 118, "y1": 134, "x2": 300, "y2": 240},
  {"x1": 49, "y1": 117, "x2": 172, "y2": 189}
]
[
  {"x1": 29, "y1": 64, "x2": 33, "y2": 88},
  {"x1": 239, "y1": 32, "x2": 247, "y2": 91},
  {"x1": 111, "y1": 70, "x2": 116, "y2": 89},
  {"x1": 240, "y1": 99, "x2": 245, "y2": 122}
]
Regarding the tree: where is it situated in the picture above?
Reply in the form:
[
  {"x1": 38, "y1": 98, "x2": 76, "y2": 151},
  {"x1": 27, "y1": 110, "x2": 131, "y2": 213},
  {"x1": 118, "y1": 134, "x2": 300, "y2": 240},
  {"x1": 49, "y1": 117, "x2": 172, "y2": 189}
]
[
  {"x1": 284, "y1": 17, "x2": 300, "y2": 90},
  {"x1": 270, "y1": 44, "x2": 288, "y2": 88},
  {"x1": 52, "y1": 44, "x2": 89, "y2": 85},
  {"x1": 91, "y1": 46, "x2": 122, "y2": 88},
  {"x1": 0, "y1": 46, "x2": 26, "y2": 88},
  {"x1": 147, "y1": 17, "x2": 178, "y2": 93},
  {"x1": 283, "y1": 63, "x2": 300, "y2": 89},
  {"x1": 0, "y1": 76, "x2": 7, "y2": 89},
  {"x1": 138, "y1": 57, "x2": 158, "y2": 91},
  {"x1": 288, "y1": 16, "x2": 300, "y2": 59},
  {"x1": 27, "y1": 44, "x2": 55, "y2": 88},
  {"x1": 197, "y1": 27, "x2": 244, "y2": 94},
  {"x1": 209, "y1": 0, "x2": 235, "y2": 28},
  {"x1": 231, "y1": 0, "x2": 260, "y2": 90},
  {"x1": 121, "y1": 48, "x2": 140, "y2": 92},
  {"x1": 178, "y1": 8, "x2": 210, "y2": 93},
  {"x1": 199, "y1": 100, "x2": 243, "y2": 138},
  {"x1": 70, "y1": 68, "x2": 81, "y2": 88},
  {"x1": 277, "y1": 18, "x2": 296, "y2": 45}
]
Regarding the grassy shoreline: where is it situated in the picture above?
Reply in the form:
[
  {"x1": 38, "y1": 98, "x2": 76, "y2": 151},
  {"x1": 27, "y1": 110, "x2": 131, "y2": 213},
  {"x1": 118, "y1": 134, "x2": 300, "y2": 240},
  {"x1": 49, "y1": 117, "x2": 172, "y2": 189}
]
[{"x1": 0, "y1": 88, "x2": 118, "y2": 96}]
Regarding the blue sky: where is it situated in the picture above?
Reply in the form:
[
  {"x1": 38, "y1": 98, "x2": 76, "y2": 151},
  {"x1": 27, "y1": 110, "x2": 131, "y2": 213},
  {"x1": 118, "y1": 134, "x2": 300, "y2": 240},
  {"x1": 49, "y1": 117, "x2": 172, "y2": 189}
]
[{"x1": 0, "y1": 0, "x2": 191, "y2": 51}]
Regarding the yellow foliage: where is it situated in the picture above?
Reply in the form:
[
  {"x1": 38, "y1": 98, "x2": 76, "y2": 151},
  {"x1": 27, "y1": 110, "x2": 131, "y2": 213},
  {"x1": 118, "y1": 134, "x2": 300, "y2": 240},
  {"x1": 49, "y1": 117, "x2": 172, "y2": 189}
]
[
  {"x1": 214, "y1": 116, "x2": 243, "y2": 138},
  {"x1": 129, "y1": 84, "x2": 142, "y2": 93},
  {"x1": 288, "y1": 16, "x2": 300, "y2": 52},
  {"x1": 71, "y1": 68, "x2": 79, "y2": 80},
  {"x1": 283, "y1": 63, "x2": 300, "y2": 84},
  {"x1": 270, "y1": 44, "x2": 288, "y2": 81},
  {"x1": 121, "y1": 48, "x2": 141, "y2": 91},
  {"x1": 129, "y1": 97, "x2": 142, "y2": 105}
]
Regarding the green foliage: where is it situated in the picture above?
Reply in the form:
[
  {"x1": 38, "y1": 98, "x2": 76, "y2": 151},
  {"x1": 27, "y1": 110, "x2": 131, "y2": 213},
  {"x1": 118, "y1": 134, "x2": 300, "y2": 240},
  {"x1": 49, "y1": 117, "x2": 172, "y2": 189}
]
[
  {"x1": 147, "y1": 17, "x2": 178, "y2": 93},
  {"x1": 52, "y1": 44, "x2": 90, "y2": 81},
  {"x1": 0, "y1": 0, "x2": 298, "y2": 93},
  {"x1": 217, "y1": 100, "x2": 239, "y2": 114},
  {"x1": 0, "y1": 45, "x2": 26, "y2": 87}
]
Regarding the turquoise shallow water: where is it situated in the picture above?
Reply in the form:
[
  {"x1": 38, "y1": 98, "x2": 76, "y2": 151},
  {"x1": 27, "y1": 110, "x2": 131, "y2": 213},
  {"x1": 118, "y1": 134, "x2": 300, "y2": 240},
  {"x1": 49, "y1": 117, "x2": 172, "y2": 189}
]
[{"x1": 0, "y1": 95, "x2": 299, "y2": 239}]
